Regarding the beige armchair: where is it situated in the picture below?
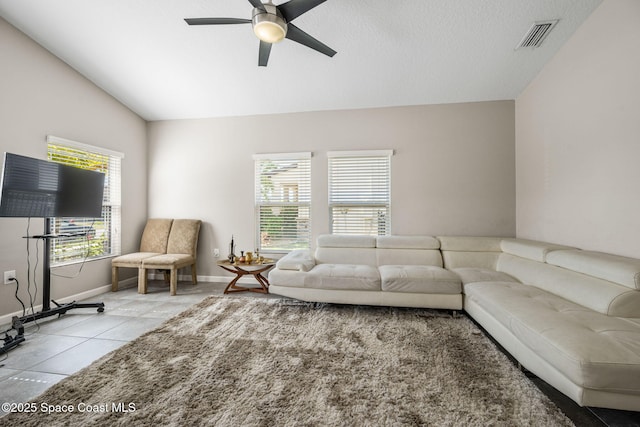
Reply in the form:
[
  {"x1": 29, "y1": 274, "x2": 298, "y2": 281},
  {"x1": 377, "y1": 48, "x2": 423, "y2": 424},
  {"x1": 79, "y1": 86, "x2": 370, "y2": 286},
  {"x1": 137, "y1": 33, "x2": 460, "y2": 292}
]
[
  {"x1": 139, "y1": 219, "x2": 201, "y2": 296},
  {"x1": 111, "y1": 218, "x2": 174, "y2": 292}
]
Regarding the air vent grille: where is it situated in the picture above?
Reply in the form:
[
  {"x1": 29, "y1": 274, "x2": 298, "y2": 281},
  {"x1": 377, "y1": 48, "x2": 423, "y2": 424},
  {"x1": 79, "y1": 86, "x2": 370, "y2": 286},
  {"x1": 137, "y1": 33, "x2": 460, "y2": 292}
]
[{"x1": 517, "y1": 20, "x2": 559, "y2": 49}]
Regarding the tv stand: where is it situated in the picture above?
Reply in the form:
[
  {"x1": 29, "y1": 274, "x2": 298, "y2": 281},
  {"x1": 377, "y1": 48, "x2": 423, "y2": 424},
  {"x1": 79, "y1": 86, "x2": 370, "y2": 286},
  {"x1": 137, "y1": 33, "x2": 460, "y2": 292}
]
[{"x1": 2, "y1": 218, "x2": 105, "y2": 355}]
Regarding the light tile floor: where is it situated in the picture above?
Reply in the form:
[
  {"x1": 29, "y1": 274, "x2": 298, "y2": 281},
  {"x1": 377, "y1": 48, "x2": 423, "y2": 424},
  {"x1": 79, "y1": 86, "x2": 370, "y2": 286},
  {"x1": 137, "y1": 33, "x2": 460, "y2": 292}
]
[
  {"x1": 0, "y1": 280, "x2": 278, "y2": 417},
  {"x1": 1, "y1": 280, "x2": 638, "y2": 426}
]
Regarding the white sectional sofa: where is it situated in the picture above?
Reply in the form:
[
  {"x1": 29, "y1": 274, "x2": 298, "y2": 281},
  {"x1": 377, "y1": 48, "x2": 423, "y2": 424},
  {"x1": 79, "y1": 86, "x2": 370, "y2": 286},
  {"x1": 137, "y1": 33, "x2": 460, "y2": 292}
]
[{"x1": 269, "y1": 234, "x2": 640, "y2": 411}]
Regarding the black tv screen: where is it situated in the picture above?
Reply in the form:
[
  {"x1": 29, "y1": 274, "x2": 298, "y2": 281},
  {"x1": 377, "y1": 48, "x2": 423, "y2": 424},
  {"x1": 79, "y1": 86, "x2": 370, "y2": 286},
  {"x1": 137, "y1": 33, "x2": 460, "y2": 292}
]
[{"x1": 0, "y1": 152, "x2": 105, "y2": 218}]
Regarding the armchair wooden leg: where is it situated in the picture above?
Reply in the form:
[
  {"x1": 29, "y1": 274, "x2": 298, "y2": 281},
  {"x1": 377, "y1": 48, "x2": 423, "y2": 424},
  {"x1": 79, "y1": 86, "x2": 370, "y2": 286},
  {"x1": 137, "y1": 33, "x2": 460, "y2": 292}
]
[
  {"x1": 138, "y1": 267, "x2": 148, "y2": 294},
  {"x1": 112, "y1": 266, "x2": 119, "y2": 292},
  {"x1": 170, "y1": 268, "x2": 178, "y2": 296},
  {"x1": 191, "y1": 264, "x2": 198, "y2": 285}
]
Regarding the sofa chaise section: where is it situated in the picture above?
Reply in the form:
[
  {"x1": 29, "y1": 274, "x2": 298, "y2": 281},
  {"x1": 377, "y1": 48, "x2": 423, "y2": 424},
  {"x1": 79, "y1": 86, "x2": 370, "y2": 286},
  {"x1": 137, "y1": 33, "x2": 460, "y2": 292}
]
[{"x1": 457, "y1": 238, "x2": 640, "y2": 411}]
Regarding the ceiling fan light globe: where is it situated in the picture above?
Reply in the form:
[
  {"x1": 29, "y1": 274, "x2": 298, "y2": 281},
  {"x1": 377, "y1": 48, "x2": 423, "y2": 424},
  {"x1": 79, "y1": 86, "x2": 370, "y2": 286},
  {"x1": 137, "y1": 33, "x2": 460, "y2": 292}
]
[
  {"x1": 254, "y1": 21, "x2": 286, "y2": 43},
  {"x1": 252, "y1": 7, "x2": 287, "y2": 44}
]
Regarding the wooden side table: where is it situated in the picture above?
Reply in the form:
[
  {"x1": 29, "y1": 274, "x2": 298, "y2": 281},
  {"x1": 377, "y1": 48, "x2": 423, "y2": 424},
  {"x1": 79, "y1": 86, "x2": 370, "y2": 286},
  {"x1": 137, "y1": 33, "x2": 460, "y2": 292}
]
[{"x1": 217, "y1": 260, "x2": 276, "y2": 294}]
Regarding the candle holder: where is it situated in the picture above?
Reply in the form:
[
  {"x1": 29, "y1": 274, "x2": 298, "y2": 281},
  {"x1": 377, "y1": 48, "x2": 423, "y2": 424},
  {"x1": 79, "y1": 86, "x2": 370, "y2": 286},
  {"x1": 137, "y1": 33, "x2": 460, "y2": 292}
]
[{"x1": 227, "y1": 235, "x2": 236, "y2": 263}]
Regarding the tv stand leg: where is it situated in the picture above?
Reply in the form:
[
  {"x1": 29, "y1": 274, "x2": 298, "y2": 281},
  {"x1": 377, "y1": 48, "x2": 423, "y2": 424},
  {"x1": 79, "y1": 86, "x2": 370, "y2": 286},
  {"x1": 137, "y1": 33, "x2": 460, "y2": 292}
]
[
  {"x1": 20, "y1": 301, "x2": 105, "y2": 325},
  {"x1": 1, "y1": 300, "x2": 105, "y2": 356},
  {"x1": 4, "y1": 219, "x2": 107, "y2": 356}
]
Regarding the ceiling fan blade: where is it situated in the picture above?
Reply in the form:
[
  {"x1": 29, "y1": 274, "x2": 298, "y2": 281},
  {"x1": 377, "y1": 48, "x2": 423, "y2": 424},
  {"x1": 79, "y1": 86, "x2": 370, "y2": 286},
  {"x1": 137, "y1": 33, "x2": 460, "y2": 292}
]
[
  {"x1": 258, "y1": 40, "x2": 272, "y2": 67},
  {"x1": 278, "y1": 0, "x2": 327, "y2": 22},
  {"x1": 184, "y1": 18, "x2": 251, "y2": 25},
  {"x1": 285, "y1": 23, "x2": 336, "y2": 57},
  {"x1": 247, "y1": 0, "x2": 266, "y2": 11}
]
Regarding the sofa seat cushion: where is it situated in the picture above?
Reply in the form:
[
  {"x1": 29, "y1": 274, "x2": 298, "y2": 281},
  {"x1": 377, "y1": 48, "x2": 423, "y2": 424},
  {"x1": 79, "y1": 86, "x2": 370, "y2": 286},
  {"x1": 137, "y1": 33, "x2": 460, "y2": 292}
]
[
  {"x1": 306, "y1": 264, "x2": 381, "y2": 291},
  {"x1": 267, "y1": 269, "x2": 308, "y2": 288},
  {"x1": 465, "y1": 281, "x2": 640, "y2": 394},
  {"x1": 112, "y1": 252, "x2": 162, "y2": 267},
  {"x1": 452, "y1": 267, "x2": 517, "y2": 286},
  {"x1": 379, "y1": 265, "x2": 461, "y2": 294}
]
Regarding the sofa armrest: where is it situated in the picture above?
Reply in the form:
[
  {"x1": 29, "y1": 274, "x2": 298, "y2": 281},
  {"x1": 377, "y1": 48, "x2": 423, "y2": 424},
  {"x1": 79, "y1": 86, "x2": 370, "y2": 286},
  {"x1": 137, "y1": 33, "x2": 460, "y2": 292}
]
[{"x1": 276, "y1": 250, "x2": 316, "y2": 272}]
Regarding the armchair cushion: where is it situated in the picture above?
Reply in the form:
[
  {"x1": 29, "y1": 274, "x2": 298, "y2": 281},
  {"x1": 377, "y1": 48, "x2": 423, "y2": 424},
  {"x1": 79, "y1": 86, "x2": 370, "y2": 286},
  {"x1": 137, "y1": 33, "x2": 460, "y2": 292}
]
[
  {"x1": 166, "y1": 219, "x2": 201, "y2": 255},
  {"x1": 112, "y1": 252, "x2": 163, "y2": 268},
  {"x1": 143, "y1": 254, "x2": 194, "y2": 268},
  {"x1": 139, "y1": 218, "x2": 174, "y2": 253}
]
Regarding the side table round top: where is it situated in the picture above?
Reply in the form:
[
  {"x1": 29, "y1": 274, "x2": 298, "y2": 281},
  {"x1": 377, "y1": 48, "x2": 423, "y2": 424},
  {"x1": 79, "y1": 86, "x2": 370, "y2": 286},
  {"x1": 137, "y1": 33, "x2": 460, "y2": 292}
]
[{"x1": 217, "y1": 259, "x2": 276, "y2": 270}]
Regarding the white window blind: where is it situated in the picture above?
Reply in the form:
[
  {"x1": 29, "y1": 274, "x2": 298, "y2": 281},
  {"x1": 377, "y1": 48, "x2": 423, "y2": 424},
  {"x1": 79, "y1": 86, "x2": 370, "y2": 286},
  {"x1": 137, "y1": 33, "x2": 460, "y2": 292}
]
[
  {"x1": 328, "y1": 150, "x2": 392, "y2": 235},
  {"x1": 47, "y1": 136, "x2": 122, "y2": 265},
  {"x1": 254, "y1": 153, "x2": 311, "y2": 252}
]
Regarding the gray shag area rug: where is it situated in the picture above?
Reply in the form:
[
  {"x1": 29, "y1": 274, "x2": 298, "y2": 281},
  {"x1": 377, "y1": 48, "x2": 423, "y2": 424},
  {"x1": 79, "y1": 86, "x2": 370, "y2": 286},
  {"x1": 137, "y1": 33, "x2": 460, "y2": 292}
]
[{"x1": 0, "y1": 296, "x2": 573, "y2": 426}]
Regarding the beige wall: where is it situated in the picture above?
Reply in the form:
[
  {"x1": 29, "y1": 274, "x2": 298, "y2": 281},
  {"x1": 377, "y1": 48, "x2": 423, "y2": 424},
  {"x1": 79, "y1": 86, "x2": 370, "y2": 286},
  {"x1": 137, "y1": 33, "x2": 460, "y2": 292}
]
[
  {"x1": 147, "y1": 100, "x2": 516, "y2": 278},
  {"x1": 0, "y1": 18, "x2": 147, "y2": 318},
  {"x1": 515, "y1": 0, "x2": 640, "y2": 258}
]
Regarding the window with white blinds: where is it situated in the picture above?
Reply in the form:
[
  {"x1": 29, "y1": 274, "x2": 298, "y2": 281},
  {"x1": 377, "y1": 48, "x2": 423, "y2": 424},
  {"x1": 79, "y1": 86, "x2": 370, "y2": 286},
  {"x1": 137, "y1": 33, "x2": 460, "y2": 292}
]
[
  {"x1": 328, "y1": 150, "x2": 393, "y2": 236},
  {"x1": 47, "y1": 136, "x2": 122, "y2": 265},
  {"x1": 254, "y1": 152, "x2": 311, "y2": 252}
]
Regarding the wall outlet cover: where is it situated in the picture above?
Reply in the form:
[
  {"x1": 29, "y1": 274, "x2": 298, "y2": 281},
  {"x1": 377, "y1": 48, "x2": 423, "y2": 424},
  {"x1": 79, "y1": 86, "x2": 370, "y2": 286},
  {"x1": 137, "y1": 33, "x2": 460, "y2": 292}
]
[{"x1": 4, "y1": 270, "x2": 16, "y2": 285}]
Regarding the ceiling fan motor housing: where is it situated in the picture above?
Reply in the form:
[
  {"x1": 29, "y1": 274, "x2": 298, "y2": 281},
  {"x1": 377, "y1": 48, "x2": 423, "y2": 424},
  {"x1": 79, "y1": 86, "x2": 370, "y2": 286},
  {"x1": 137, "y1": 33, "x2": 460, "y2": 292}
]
[{"x1": 252, "y1": 4, "x2": 288, "y2": 43}]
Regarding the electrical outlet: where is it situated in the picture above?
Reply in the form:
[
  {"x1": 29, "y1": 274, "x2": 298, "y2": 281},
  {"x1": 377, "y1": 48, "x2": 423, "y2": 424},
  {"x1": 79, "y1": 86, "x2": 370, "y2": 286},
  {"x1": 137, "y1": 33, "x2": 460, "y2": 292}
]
[
  {"x1": 4, "y1": 270, "x2": 16, "y2": 285},
  {"x1": 213, "y1": 248, "x2": 220, "y2": 258}
]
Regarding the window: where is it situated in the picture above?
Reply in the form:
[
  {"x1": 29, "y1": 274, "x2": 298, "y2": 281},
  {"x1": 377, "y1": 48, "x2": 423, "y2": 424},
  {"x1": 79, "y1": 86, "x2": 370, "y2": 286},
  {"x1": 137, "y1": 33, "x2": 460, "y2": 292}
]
[
  {"x1": 47, "y1": 136, "x2": 123, "y2": 265},
  {"x1": 254, "y1": 152, "x2": 311, "y2": 252},
  {"x1": 328, "y1": 150, "x2": 393, "y2": 235}
]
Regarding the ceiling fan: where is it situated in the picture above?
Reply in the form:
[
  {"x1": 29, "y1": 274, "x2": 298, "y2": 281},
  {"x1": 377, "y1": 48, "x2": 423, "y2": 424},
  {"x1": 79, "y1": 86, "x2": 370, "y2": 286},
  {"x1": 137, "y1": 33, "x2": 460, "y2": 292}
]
[{"x1": 184, "y1": 0, "x2": 336, "y2": 67}]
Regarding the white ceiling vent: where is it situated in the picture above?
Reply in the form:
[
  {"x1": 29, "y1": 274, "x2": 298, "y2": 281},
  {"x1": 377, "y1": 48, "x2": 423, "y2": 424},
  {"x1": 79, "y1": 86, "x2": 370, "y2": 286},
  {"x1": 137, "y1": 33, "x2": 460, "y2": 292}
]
[{"x1": 516, "y1": 20, "x2": 559, "y2": 49}]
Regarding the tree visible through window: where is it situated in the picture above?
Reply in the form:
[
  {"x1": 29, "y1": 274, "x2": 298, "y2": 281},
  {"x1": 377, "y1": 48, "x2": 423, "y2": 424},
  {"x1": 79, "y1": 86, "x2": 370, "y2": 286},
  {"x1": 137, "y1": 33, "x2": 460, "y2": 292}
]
[
  {"x1": 254, "y1": 153, "x2": 311, "y2": 252},
  {"x1": 47, "y1": 137, "x2": 122, "y2": 265}
]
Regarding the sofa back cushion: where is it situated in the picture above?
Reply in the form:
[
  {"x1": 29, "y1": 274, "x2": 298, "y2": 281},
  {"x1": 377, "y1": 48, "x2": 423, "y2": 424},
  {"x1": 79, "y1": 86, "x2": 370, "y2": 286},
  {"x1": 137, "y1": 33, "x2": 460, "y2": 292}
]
[
  {"x1": 438, "y1": 236, "x2": 504, "y2": 269},
  {"x1": 501, "y1": 238, "x2": 575, "y2": 262},
  {"x1": 376, "y1": 235, "x2": 442, "y2": 267},
  {"x1": 376, "y1": 249, "x2": 443, "y2": 267},
  {"x1": 497, "y1": 253, "x2": 640, "y2": 318},
  {"x1": 546, "y1": 250, "x2": 640, "y2": 291},
  {"x1": 314, "y1": 234, "x2": 443, "y2": 267},
  {"x1": 315, "y1": 234, "x2": 377, "y2": 266},
  {"x1": 376, "y1": 236, "x2": 440, "y2": 249}
]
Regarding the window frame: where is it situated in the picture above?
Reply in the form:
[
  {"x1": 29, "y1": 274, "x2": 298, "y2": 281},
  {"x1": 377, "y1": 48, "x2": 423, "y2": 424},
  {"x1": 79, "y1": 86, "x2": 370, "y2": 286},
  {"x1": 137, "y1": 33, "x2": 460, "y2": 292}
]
[
  {"x1": 254, "y1": 152, "x2": 312, "y2": 253},
  {"x1": 328, "y1": 150, "x2": 393, "y2": 236},
  {"x1": 46, "y1": 136, "x2": 123, "y2": 266}
]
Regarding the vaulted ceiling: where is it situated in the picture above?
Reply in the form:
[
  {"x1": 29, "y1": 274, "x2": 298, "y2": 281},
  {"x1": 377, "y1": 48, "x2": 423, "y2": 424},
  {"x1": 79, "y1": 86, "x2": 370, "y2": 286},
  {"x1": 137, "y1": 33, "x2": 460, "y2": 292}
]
[{"x1": 0, "y1": 0, "x2": 602, "y2": 121}]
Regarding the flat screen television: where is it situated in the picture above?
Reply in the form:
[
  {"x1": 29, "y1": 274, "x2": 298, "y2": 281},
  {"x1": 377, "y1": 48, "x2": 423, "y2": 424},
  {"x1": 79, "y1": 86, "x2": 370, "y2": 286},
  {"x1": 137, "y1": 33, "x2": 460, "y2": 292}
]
[{"x1": 0, "y1": 152, "x2": 105, "y2": 218}]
